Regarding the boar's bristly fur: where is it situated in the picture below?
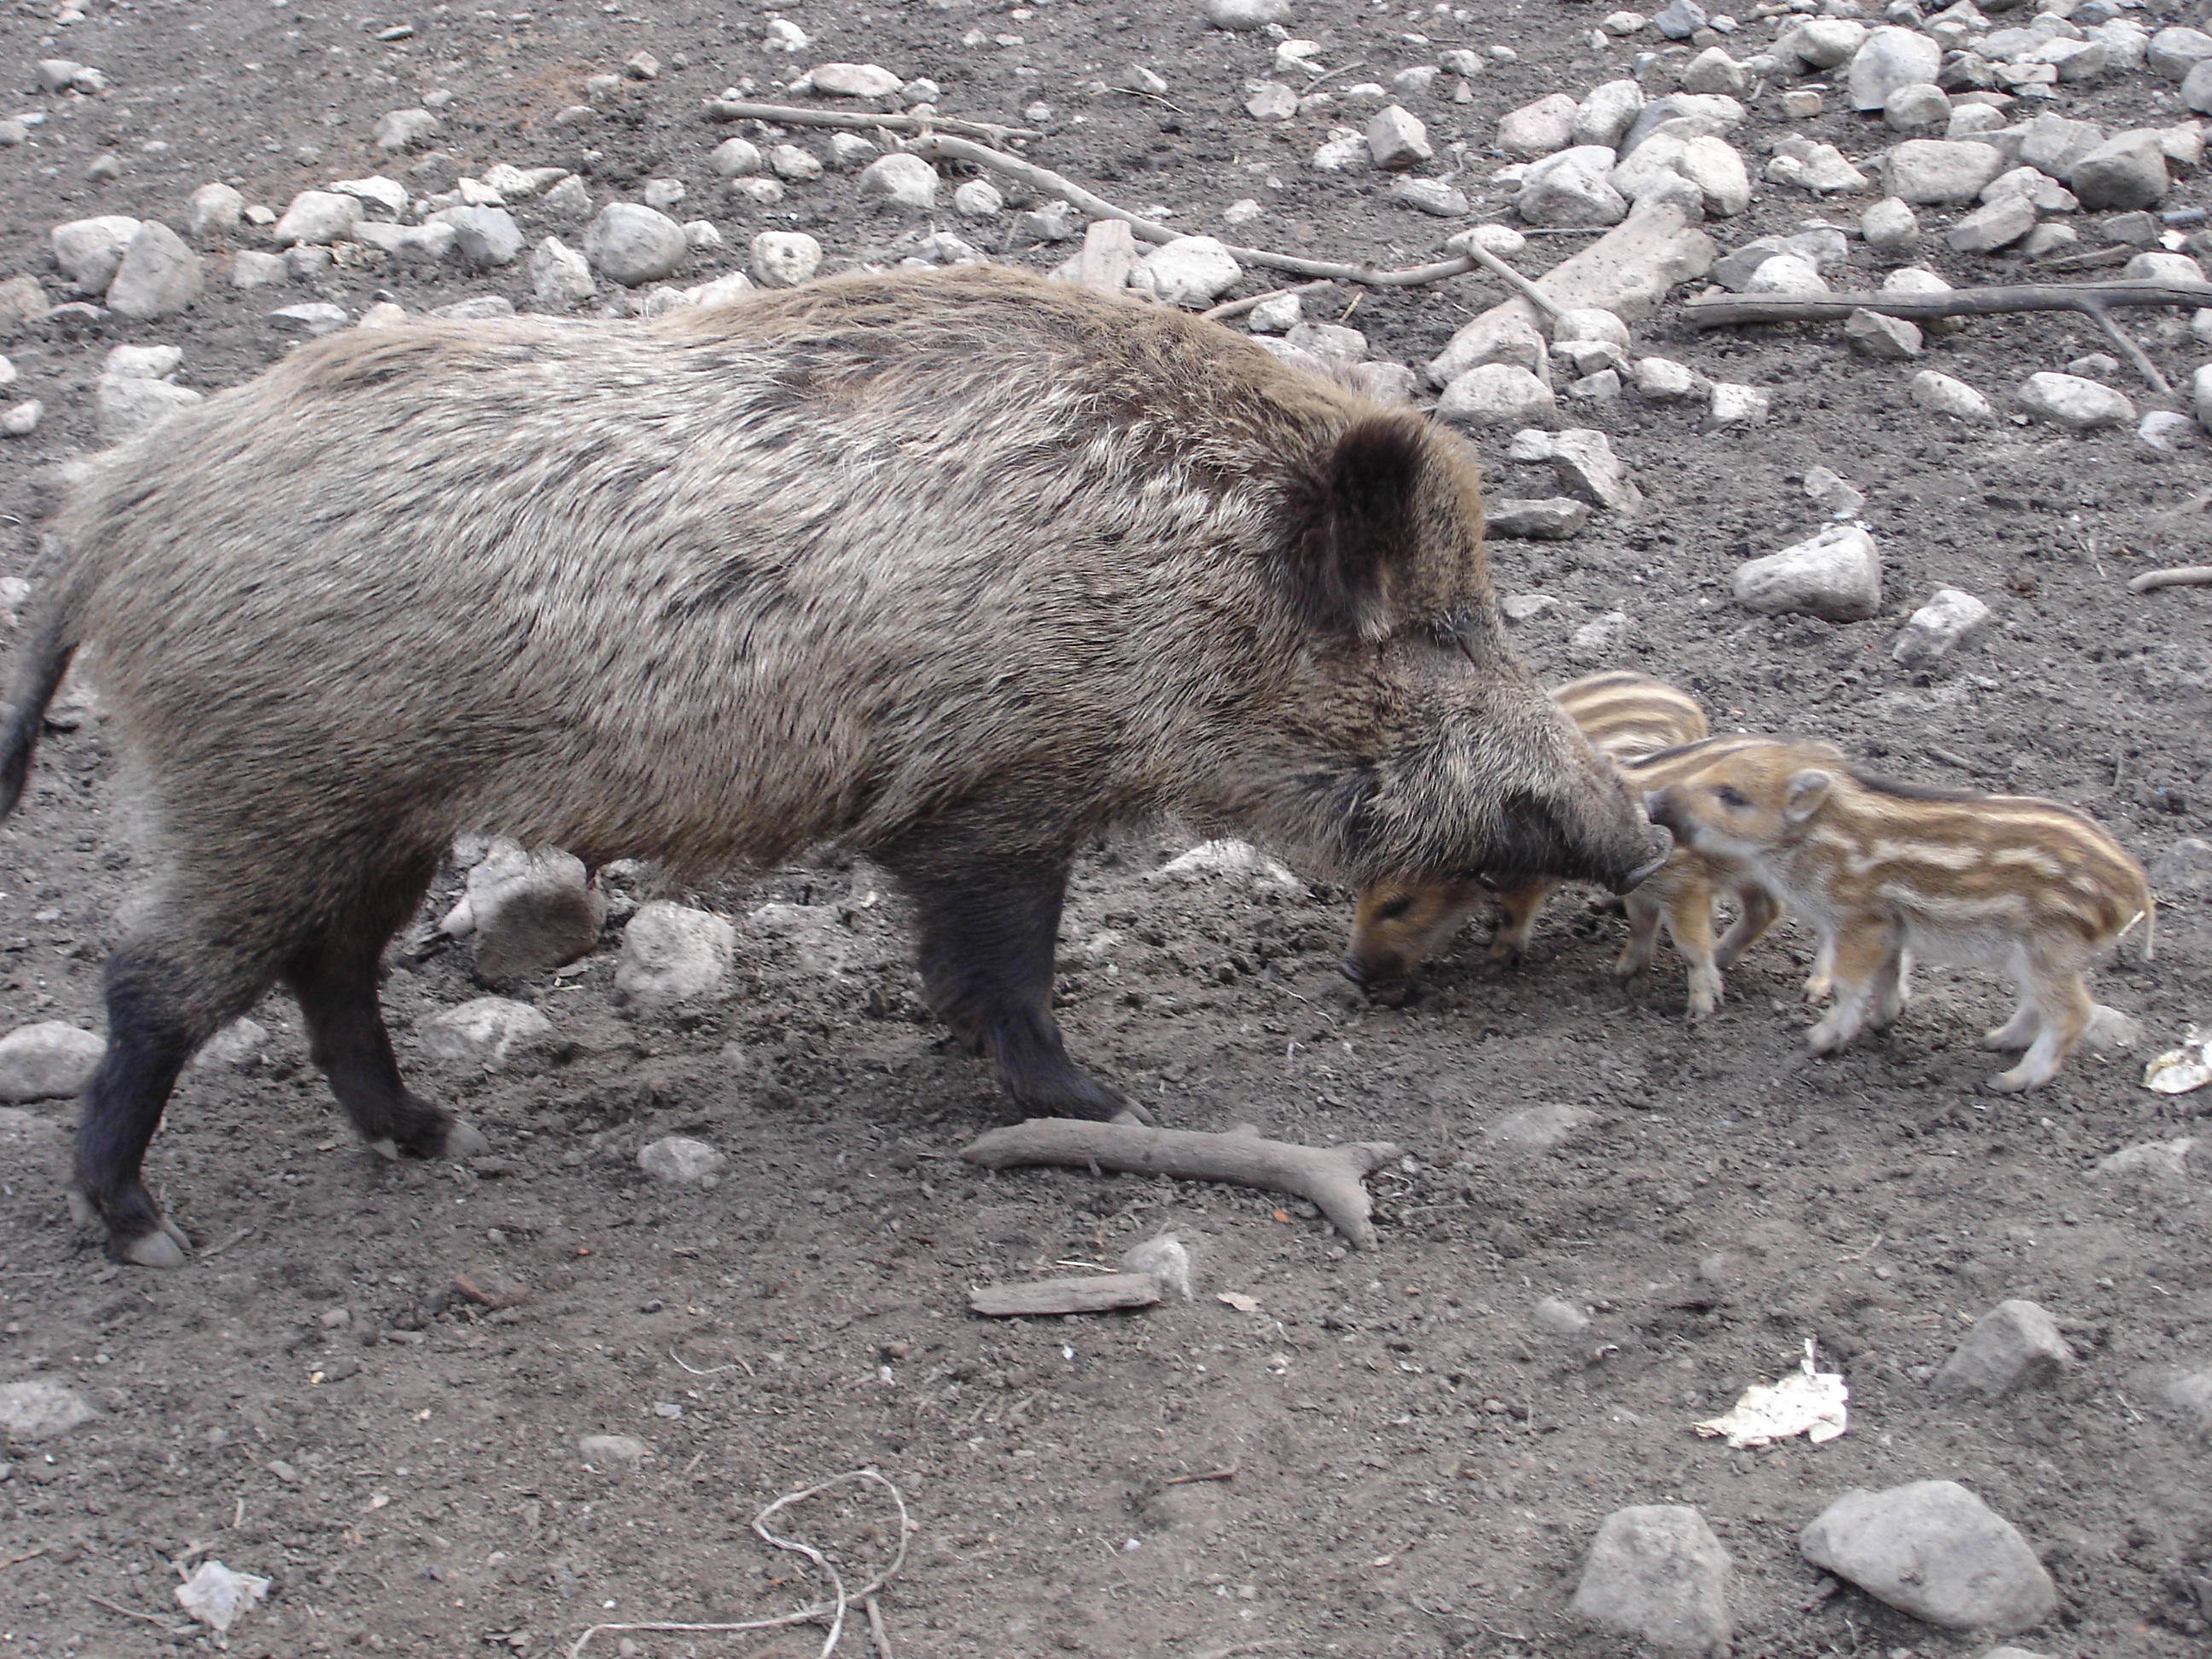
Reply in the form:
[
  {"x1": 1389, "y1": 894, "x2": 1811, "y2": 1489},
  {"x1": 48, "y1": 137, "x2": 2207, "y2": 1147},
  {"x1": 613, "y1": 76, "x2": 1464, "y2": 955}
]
[{"x1": 1, "y1": 265, "x2": 1654, "y2": 1265}]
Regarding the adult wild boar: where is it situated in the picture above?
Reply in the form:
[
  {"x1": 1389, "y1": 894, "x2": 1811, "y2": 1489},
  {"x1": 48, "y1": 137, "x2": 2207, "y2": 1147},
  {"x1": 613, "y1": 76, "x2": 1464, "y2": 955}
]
[{"x1": 0, "y1": 266, "x2": 1664, "y2": 1266}]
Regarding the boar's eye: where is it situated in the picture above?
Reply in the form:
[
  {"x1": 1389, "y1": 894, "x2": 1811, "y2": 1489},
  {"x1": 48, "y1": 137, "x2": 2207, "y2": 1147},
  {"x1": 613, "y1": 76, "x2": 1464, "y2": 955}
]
[
  {"x1": 1714, "y1": 785, "x2": 1750, "y2": 808},
  {"x1": 1377, "y1": 896, "x2": 1416, "y2": 921}
]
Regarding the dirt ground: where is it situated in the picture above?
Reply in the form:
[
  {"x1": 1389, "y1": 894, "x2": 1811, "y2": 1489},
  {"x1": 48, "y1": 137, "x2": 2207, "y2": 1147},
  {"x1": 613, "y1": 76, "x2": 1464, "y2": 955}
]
[{"x1": 1, "y1": 1, "x2": 2210, "y2": 1656}]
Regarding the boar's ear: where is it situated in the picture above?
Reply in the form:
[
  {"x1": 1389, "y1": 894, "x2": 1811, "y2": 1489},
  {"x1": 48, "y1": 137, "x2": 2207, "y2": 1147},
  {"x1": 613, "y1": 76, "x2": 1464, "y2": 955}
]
[
  {"x1": 1276, "y1": 415, "x2": 1431, "y2": 638},
  {"x1": 1784, "y1": 770, "x2": 1833, "y2": 824}
]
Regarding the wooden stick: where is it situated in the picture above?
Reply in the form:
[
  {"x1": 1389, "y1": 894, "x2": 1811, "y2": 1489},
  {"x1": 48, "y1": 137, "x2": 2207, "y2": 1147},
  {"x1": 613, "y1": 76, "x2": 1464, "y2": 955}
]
[
  {"x1": 1458, "y1": 241, "x2": 1566, "y2": 322},
  {"x1": 2127, "y1": 565, "x2": 2212, "y2": 593},
  {"x1": 1202, "y1": 278, "x2": 1338, "y2": 322},
  {"x1": 702, "y1": 97, "x2": 1039, "y2": 145},
  {"x1": 969, "y1": 1272, "x2": 1165, "y2": 1317},
  {"x1": 961, "y1": 1119, "x2": 1403, "y2": 1249}
]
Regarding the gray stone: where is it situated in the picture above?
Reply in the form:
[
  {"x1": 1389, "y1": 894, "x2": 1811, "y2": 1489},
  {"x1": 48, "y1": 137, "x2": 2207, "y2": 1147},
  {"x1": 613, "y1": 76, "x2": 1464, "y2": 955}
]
[
  {"x1": 709, "y1": 137, "x2": 762, "y2": 178},
  {"x1": 272, "y1": 189, "x2": 359, "y2": 247},
  {"x1": 2018, "y1": 370, "x2": 2133, "y2": 431},
  {"x1": 1912, "y1": 369, "x2": 1995, "y2": 420},
  {"x1": 1735, "y1": 524, "x2": 1882, "y2": 621},
  {"x1": 2032, "y1": 37, "x2": 2106, "y2": 81},
  {"x1": 186, "y1": 182, "x2": 244, "y2": 239},
  {"x1": 2123, "y1": 251, "x2": 2206, "y2": 285},
  {"x1": 578, "y1": 1434, "x2": 650, "y2": 1467},
  {"x1": 1246, "y1": 293, "x2": 1301, "y2": 333},
  {"x1": 2017, "y1": 114, "x2": 2105, "y2": 178},
  {"x1": 1884, "y1": 83, "x2": 1952, "y2": 131},
  {"x1": 1765, "y1": 140, "x2": 1871, "y2": 194},
  {"x1": 1778, "y1": 16, "x2": 1868, "y2": 67},
  {"x1": 0, "y1": 399, "x2": 38, "y2": 437},
  {"x1": 1487, "y1": 498, "x2": 1592, "y2": 538},
  {"x1": 2021, "y1": 224, "x2": 2080, "y2": 259},
  {"x1": 1982, "y1": 167, "x2": 2077, "y2": 212},
  {"x1": 1745, "y1": 253, "x2": 1827, "y2": 294},
  {"x1": 2196, "y1": 362, "x2": 2212, "y2": 433},
  {"x1": 1572, "y1": 1505, "x2": 1733, "y2": 1656},
  {"x1": 96, "y1": 374, "x2": 201, "y2": 444},
  {"x1": 1484, "y1": 1103, "x2": 1597, "y2": 1150},
  {"x1": 769, "y1": 143, "x2": 824, "y2": 182},
  {"x1": 1851, "y1": 26, "x2": 1945, "y2": 111},
  {"x1": 102, "y1": 222, "x2": 200, "y2": 322},
  {"x1": 1205, "y1": 0, "x2": 1290, "y2": 30},
  {"x1": 230, "y1": 249, "x2": 288, "y2": 288},
  {"x1": 1633, "y1": 356, "x2": 1702, "y2": 399},
  {"x1": 0, "y1": 1380, "x2": 96, "y2": 1441},
  {"x1": 1861, "y1": 195, "x2": 1922, "y2": 254},
  {"x1": 440, "y1": 839, "x2": 604, "y2": 978},
  {"x1": 616, "y1": 902, "x2": 736, "y2": 1004},
  {"x1": 748, "y1": 231, "x2": 822, "y2": 288},
  {"x1": 1310, "y1": 128, "x2": 1370, "y2": 172},
  {"x1": 859, "y1": 152, "x2": 940, "y2": 208},
  {"x1": 1535, "y1": 1295, "x2": 1592, "y2": 1336},
  {"x1": 1848, "y1": 307, "x2": 1924, "y2": 359},
  {"x1": 1704, "y1": 381, "x2": 1771, "y2": 428},
  {"x1": 372, "y1": 108, "x2": 440, "y2": 151},
  {"x1": 0, "y1": 1022, "x2": 103, "y2": 1101},
  {"x1": 1947, "y1": 195, "x2": 2037, "y2": 253},
  {"x1": 1568, "y1": 609, "x2": 1632, "y2": 663},
  {"x1": 1390, "y1": 176, "x2": 1468, "y2": 216},
  {"x1": 1936, "y1": 1299, "x2": 2073, "y2": 1398},
  {"x1": 2186, "y1": 57, "x2": 2212, "y2": 116},
  {"x1": 2092, "y1": 1137, "x2": 2197, "y2": 1181},
  {"x1": 286, "y1": 246, "x2": 335, "y2": 282},
  {"x1": 2069, "y1": 131, "x2": 2167, "y2": 210},
  {"x1": 2146, "y1": 26, "x2": 2212, "y2": 80},
  {"x1": 637, "y1": 1135, "x2": 728, "y2": 1186},
  {"x1": 1679, "y1": 48, "x2": 1750, "y2": 96},
  {"x1": 422, "y1": 997, "x2": 556, "y2": 1070},
  {"x1": 543, "y1": 175, "x2": 593, "y2": 219},
  {"x1": 1652, "y1": 0, "x2": 1708, "y2": 40},
  {"x1": 1573, "y1": 79, "x2": 1646, "y2": 149},
  {"x1": 1883, "y1": 138, "x2": 2007, "y2": 204},
  {"x1": 1893, "y1": 586, "x2": 1990, "y2": 667},
  {"x1": 1799, "y1": 1481, "x2": 2058, "y2": 1634},
  {"x1": 1285, "y1": 321, "x2": 1366, "y2": 360},
  {"x1": 1437, "y1": 364, "x2": 1556, "y2": 428},
  {"x1": 1619, "y1": 92, "x2": 1746, "y2": 157},
  {"x1": 51, "y1": 213, "x2": 141, "y2": 294},
  {"x1": 1511, "y1": 427, "x2": 1644, "y2": 512},
  {"x1": 809, "y1": 61, "x2": 901, "y2": 97},
  {"x1": 1497, "y1": 92, "x2": 1580, "y2": 158},
  {"x1": 585, "y1": 203, "x2": 687, "y2": 287},
  {"x1": 1366, "y1": 104, "x2": 1431, "y2": 169},
  {"x1": 447, "y1": 206, "x2": 523, "y2": 269},
  {"x1": 1245, "y1": 81, "x2": 1297, "y2": 121},
  {"x1": 1678, "y1": 136, "x2": 1751, "y2": 215},
  {"x1": 1516, "y1": 154, "x2": 1628, "y2": 228},
  {"x1": 529, "y1": 236, "x2": 596, "y2": 305},
  {"x1": 1135, "y1": 236, "x2": 1241, "y2": 306},
  {"x1": 953, "y1": 178, "x2": 1004, "y2": 217},
  {"x1": 330, "y1": 173, "x2": 408, "y2": 217},
  {"x1": 2139, "y1": 410, "x2": 2201, "y2": 452},
  {"x1": 1429, "y1": 309, "x2": 1547, "y2": 384}
]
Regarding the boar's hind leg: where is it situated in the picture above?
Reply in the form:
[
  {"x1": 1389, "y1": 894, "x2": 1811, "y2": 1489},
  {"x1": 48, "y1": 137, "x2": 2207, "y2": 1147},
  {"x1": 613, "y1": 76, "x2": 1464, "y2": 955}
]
[
  {"x1": 281, "y1": 852, "x2": 477, "y2": 1160},
  {"x1": 885, "y1": 840, "x2": 1125, "y2": 1121}
]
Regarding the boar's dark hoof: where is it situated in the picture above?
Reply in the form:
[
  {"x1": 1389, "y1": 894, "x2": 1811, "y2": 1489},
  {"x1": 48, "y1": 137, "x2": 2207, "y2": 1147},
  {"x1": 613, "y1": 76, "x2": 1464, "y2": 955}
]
[
  {"x1": 368, "y1": 1115, "x2": 487, "y2": 1162},
  {"x1": 72, "y1": 1189, "x2": 190, "y2": 1269}
]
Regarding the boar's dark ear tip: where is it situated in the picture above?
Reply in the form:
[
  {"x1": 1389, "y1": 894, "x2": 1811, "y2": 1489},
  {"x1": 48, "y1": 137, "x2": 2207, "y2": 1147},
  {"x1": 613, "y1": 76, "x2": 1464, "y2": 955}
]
[{"x1": 1330, "y1": 412, "x2": 1429, "y2": 486}]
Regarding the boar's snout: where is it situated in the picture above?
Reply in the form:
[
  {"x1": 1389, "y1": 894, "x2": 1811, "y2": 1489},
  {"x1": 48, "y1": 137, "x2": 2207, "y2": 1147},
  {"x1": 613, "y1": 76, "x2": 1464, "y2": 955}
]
[{"x1": 1614, "y1": 824, "x2": 1675, "y2": 895}]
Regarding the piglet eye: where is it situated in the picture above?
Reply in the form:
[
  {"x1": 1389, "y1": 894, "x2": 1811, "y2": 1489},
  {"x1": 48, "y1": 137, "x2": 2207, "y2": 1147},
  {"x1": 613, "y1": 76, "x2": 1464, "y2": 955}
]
[{"x1": 1714, "y1": 785, "x2": 1749, "y2": 808}]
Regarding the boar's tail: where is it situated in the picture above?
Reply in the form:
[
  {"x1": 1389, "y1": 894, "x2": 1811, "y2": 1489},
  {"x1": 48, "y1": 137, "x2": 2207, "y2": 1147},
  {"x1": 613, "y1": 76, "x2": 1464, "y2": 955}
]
[{"x1": 0, "y1": 611, "x2": 76, "y2": 823}]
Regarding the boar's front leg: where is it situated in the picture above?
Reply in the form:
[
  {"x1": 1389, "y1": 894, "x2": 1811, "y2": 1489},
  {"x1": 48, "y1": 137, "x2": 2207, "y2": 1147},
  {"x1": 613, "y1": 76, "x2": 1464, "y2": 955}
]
[{"x1": 882, "y1": 832, "x2": 1126, "y2": 1121}]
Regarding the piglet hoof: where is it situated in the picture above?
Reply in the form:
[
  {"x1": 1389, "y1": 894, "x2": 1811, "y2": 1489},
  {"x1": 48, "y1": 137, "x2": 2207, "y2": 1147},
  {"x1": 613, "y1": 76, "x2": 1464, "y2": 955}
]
[
  {"x1": 1983, "y1": 1064, "x2": 2048, "y2": 1094},
  {"x1": 367, "y1": 1137, "x2": 402, "y2": 1162},
  {"x1": 119, "y1": 1219, "x2": 191, "y2": 1269},
  {"x1": 445, "y1": 1118, "x2": 490, "y2": 1160}
]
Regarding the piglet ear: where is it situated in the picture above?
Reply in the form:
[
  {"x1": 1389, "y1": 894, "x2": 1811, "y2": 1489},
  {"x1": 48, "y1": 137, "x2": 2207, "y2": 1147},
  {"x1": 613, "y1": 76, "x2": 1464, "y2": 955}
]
[
  {"x1": 1275, "y1": 415, "x2": 1433, "y2": 638},
  {"x1": 1784, "y1": 770, "x2": 1833, "y2": 824}
]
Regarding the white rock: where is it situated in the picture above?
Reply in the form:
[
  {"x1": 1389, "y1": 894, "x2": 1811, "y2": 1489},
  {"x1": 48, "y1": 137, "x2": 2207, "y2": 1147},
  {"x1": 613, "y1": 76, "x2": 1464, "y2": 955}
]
[
  {"x1": 1483, "y1": 1103, "x2": 1596, "y2": 1151},
  {"x1": 1678, "y1": 136, "x2": 1750, "y2": 216},
  {"x1": 1734, "y1": 523, "x2": 1882, "y2": 621},
  {"x1": 446, "y1": 206, "x2": 523, "y2": 269},
  {"x1": 2124, "y1": 251, "x2": 2207, "y2": 285},
  {"x1": 186, "y1": 183, "x2": 244, "y2": 238},
  {"x1": 1554, "y1": 308, "x2": 1631, "y2": 350},
  {"x1": 1366, "y1": 105, "x2": 1431, "y2": 169},
  {"x1": 1310, "y1": 128, "x2": 1370, "y2": 171},
  {"x1": 1516, "y1": 154, "x2": 1628, "y2": 228},
  {"x1": 2195, "y1": 361, "x2": 2212, "y2": 433},
  {"x1": 1572, "y1": 1506, "x2": 1734, "y2": 1658},
  {"x1": 2093, "y1": 1137, "x2": 2197, "y2": 1181},
  {"x1": 2068, "y1": 130, "x2": 2167, "y2": 211},
  {"x1": 422, "y1": 997, "x2": 556, "y2": 1070},
  {"x1": 530, "y1": 235, "x2": 596, "y2": 305},
  {"x1": 615, "y1": 902, "x2": 736, "y2": 1004},
  {"x1": 1800, "y1": 1482, "x2": 2057, "y2": 1634},
  {"x1": 50, "y1": 213, "x2": 141, "y2": 293},
  {"x1": 1573, "y1": 79, "x2": 1646, "y2": 149},
  {"x1": 637, "y1": 1135, "x2": 728, "y2": 1186},
  {"x1": 439, "y1": 839, "x2": 604, "y2": 977},
  {"x1": 0, "y1": 1380, "x2": 96, "y2": 1441},
  {"x1": 1883, "y1": 83, "x2": 1951, "y2": 131},
  {"x1": 105, "y1": 344, "x2": 181, "y2": 380},
  {"x1": 2140, "y1": 410, "x2": 2201, "y2": 452},
  {"x1": 1245, "y1": 81, "x2": 1298, "y2": 121},
  {"x1": 1935, "y1": 1299, "x2": 2072, "y2": 1398},
  {"x1": 0, "y1": 399, "x2": 38, "y2": 437},
  {"x1": 0, "y1": 1021, "x2": 103, "y2": 1101},
  {"x1": 1136, "y1": 236, "x2": 1241, "y2": 306},
  {"x1": 1846, "y1": 308, "x2": 1923, "y2": 360},
  {"x1": 96, "y1": 375, "x2": 201, "y2": 444},
  {"x1": 2146, "y1": 25, "x2": 2212, "y2": 80},
  {"x1": 1911, "y1": 369, "x2": 1994, "y2": 421},
  {"x1": 188, "y1": 1019, "x2": 268, "y2": 1071},
  {"x1": 579, "y1": 1434, "x2": 651, "y2": 1467},
  {"x1": 681, "y1": 270, "x2": 757, "y2": 308},
  {"x1": 740, "y1": 230, "x2": 820, "y2": 289},
  {"x1": 1849, "y1": 26, "x2": 1943, "y2": 111},
  {"x1": 1633, "y1": 356, "x2": 1701, "y2": 399},
  {"x1": 953, "y1": 178, "x2": 1004, "y2": 217},
  {"x1": 1744, "y1": 253, "x2": 1828, "y2": 294},
  {"x1": 1438, "y1": 363, "x2": 1556, "y2": 428},
  {"x1": 328, "y1": 174, "x2": 408, "y2": 217},
  {"x1": 1947, "y1": 195, "x2": 2038, "y2": 254},
  {"x1": 585, "y1": 203, "x2": 687, "y2": 287},
  {"x1": 859, "y1": 152, "x2": 940, "y2": 208},
  {"x1": 1893, "y1": 587, "x2": 1990, "y2": 668},
  {"x1": 482, "y1": 163, "x2": 567, "y2": 201},
  {"x1": 709, "y1": 137, "x2": 763, "y2": 178},
  {"x1": 272, "y1": 189, "x2": 360, "y2": 247},
  {"x1": 1882, "y1": 138, "x2": 2006, "y2": 204},
  {"x1": 372, "y1": 108, "x2": 440, "y2": 151},
  {"x1": 1247, "y1": 294, "x2": 1302, "y2": 333},
  {"x1": 2017, "y1": 370, "x2": 2134, "y2": 432},
  {"x1": 1705, "y1": 381, "x2": 1771, "y2": 428},
  {"x1": 1511, "y1": 427, "x2": 1644, "y2": 511},
  {"x1": 1764, "y1": 142, "x2": 1869, "y2": 194},
  {"x1": 1534, "y1": 1295, "x2": 1592, "y2": 1336},
  {"x1": 1679, "y1": 47, "x2": 1750, "y2": 97},
  {"x1": 1147, "y1": 840, "x2": 1305, "y2": 894},
  {"x1": 809, "y1": 61, "x2": 902, "y2": 98},
  {"x1": 1204, "y1": 0, "x2": 1289, "y2": 27},
  {"x1": 1445, "y1": 223, "x2": 1528, "y2": 258},
  {"x1": 1498, "y1": 92, "x2": 1580, "y2": 159},
  {"x1": 1778, "y1": 16, "x2": 1866, "y2": 67},
  {"x1": 1860, "y1": 195, "x2": 1921, "y2": 254},
  {"x1": 1568, "y1": 609, "x2": 1631, "y2": 664},
  {"x1": 769, "y1": 144, "x2": 824, "y2": 182}
]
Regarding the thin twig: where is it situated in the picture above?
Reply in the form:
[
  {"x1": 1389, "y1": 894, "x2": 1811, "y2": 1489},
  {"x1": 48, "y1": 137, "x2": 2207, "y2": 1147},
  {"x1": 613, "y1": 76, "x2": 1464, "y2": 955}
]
[
  {"x1": 1202, "y1": 279, "x2": 1338, "y2": 322},
  {"x1": 1299, "y1": 60, "x2": 1371, "y2": 93},
  {"x1": 1458, "y1": 241, "x2": 1566, "y2": 322},
  {"x1": 864, "y1": 1593, "x2": 895, "y2": 1659},
  {"x1": 668, "y1": 1345, "x2": 742, "y2": 1376},
  {"x1": 85, "y1": 1592, "x2": 180, "y2": 1627},
  {"x1": 1162, "y1": 1465, "x2": 1237, "y2": 1486},
  {"x1": 2128, "y1": 565, "x2": 2212, "y2": 593},
  {"x1": 703, "y1": 97, "x2": 1039, "y2": 144},
  {"x1": 564, "y1": 1470, "x2": 911, "y2": 1659}
]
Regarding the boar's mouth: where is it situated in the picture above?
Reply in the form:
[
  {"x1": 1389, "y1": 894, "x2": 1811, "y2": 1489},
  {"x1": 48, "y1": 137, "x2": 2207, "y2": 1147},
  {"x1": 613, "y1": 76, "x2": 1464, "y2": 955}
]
[{"x1": 1473, "y1": 800, "x2": 1670, "y2": 896}]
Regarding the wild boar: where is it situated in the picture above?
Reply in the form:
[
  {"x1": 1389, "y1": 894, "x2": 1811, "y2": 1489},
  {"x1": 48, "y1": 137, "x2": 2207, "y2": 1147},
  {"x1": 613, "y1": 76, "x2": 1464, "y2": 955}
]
[
  {"x1": 1347, "y1": 675, "x2": 1782, "y2": 1015},
  {"x1": 0, "y1": 265, "x2": 1667, "y2": 1265},
  {"x1": 1644, "y1": 738, "x2": 2151, "y2": 1091}
]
